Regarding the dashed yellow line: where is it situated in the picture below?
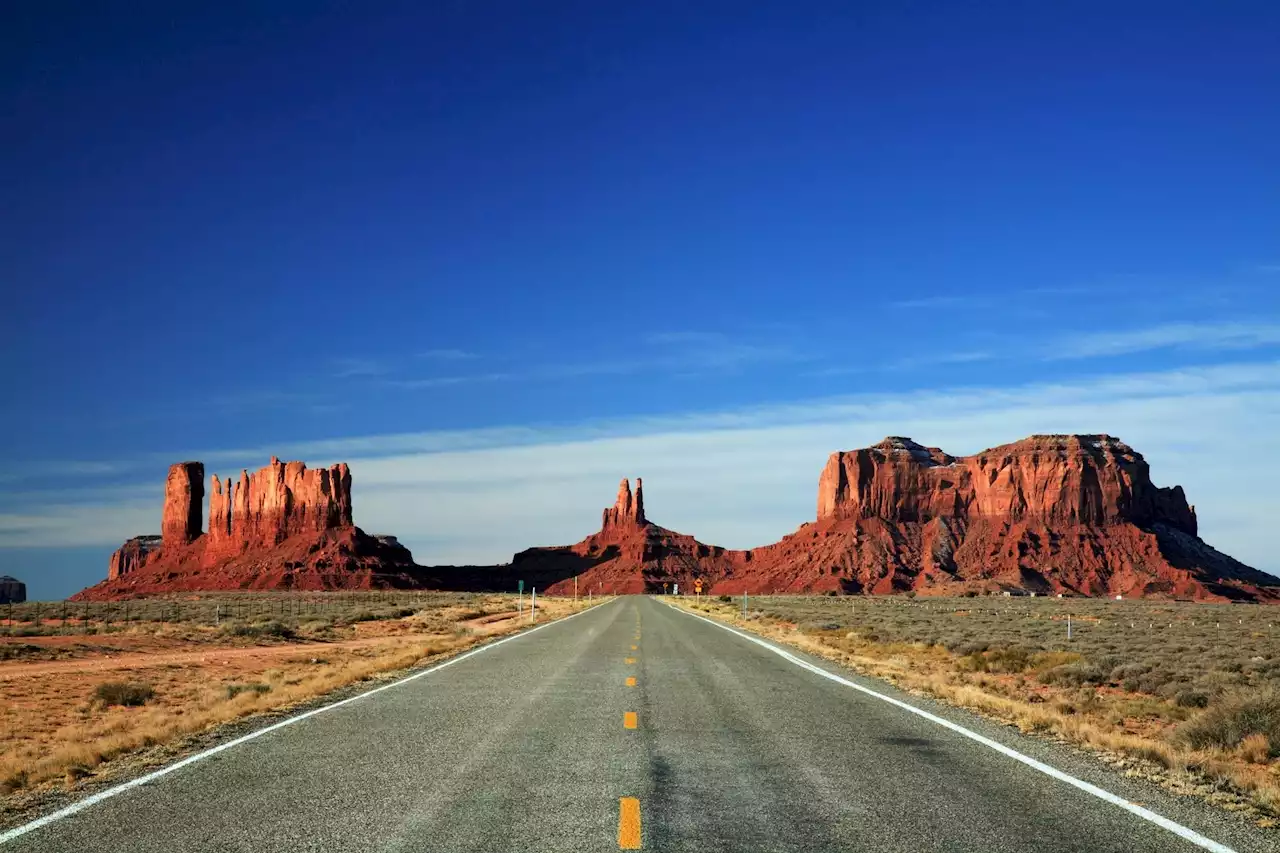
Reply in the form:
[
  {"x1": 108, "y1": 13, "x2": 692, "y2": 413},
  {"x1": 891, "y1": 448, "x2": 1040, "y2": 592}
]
[
  {"x1": 631, "y1": 644, "x2": 638, "y2": 651},
  {"x1": 626, "y1": 676, "x2": 637, "y2": 687},
  {"x1": 624, "y1": 711, "x2": 638, "y2": 729},
  {"x1": 625, "y1": 657, "x2": 636, "y2": 664},
  {"x1": 618, "y1": 797, "x2": 642, "y2": 849}
]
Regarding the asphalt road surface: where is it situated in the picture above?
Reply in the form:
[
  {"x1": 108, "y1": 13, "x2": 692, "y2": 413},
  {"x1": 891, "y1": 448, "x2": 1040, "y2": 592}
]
[{"x1": 3, "y1": 597, "x2": 1273, "y2": 852}]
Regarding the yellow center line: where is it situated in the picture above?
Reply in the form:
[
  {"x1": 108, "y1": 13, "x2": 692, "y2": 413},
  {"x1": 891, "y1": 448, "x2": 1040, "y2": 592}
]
[
  {"x1": 626, "y1": 676, "x2": 636, "y2": 687},
  {"x1": 618, "y1": 797, "x2": 642, "y2": 849},
  {"x1": 624, "y1": 711, "x2": 638, "y2": 729},
  {"x1": 625, "y1": 657, "x2": 636, "y2": 664},
  {"x1": 631, "y1": 644, "x2": 638, "y2": 651}
]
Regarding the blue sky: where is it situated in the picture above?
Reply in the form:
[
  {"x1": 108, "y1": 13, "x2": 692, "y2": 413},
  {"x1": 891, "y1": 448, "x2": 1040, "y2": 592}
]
[{"x1": 3, "y1": 2, "x2": 1279, "y2": 599}]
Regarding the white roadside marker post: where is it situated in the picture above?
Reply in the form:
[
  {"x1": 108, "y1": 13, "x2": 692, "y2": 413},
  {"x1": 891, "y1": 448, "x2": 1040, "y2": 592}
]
[{"x1": 531, "y1": 588, "x2": 537, "y2": 623}]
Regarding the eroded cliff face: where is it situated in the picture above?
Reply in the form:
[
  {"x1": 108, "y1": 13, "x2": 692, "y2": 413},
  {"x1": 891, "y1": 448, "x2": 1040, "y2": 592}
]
[
  {"x1": 816, "y1": 435, "x2": 1197, "y2": 533},
  {"x1": 758, "y1": 434, "x2": 1264, "y2": 599},
  {"x1": 83, "y1": 457, "x2": 410, "y2": 600},
  {"x1": 161, "y1": 462, "x2": 204, "y2": 547},
  {"x1": 107, "y1": 535, "x2": 163, "y2": 580},
  {"x1": 203, "y1": 457, "x2": 354, "y2": 556}
]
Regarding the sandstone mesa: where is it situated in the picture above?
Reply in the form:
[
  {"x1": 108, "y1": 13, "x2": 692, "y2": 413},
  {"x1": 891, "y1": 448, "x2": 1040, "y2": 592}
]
[
  {"x1": 75, "y1": 457, "x2": 416, "y2": 600},
  {"x1": 0, "y1": 575, "x2": 25, "y2": 604},
  {"x1": 76, "y1": 435, "x2": 1280, "y2": 602}
]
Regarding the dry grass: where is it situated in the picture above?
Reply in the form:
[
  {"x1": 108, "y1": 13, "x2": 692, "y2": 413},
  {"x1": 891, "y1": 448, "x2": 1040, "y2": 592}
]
[
  {"x1": 0, "y1": 592, "x2": 598, "y2": 812},
  {"x1": 674, "y1": 594, "x2": 1280, "y2": 822}
]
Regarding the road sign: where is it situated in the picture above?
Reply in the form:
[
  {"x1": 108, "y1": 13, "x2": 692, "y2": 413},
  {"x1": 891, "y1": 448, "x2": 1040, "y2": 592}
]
[
  {"x1": 694, "y1": 579, "x2": 703, "y2": 594},
  {"x1": 518, "y1": 580, "x2": 524, "y2": 594}
]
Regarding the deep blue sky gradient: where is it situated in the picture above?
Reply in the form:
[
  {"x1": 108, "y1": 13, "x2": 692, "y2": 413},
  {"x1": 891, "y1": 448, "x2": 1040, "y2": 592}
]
[{"x1": 4, "y1": 2, "x2": 1280, "y2": 597}]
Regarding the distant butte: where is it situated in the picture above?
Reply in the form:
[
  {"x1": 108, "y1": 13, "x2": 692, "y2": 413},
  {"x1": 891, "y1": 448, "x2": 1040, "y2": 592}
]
[
  {"x1": 74, "y1": 435, "x2": 1280, "y2": 602},
  {"x1": 74, "y1": 457, "x2": 420, "y2": 600},
  {"x1": 486, "y1": 435, "x2": 1280, "y2": 602}
]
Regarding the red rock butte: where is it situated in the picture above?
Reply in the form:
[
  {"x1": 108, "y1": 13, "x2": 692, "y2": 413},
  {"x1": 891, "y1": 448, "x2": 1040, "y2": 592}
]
[
  {"x1": 75, "y1": 457, "x2": 419, "y2": 600},
  {"x1": 75, "y1": 434, "x2": 1280, "y2": 602},
  {"x1": 503, "y1": 435, "x2": 1280, "y2": 602}
]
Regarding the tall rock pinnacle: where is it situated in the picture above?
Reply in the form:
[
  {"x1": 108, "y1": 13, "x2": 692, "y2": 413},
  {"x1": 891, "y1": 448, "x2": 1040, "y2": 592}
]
[
  {"x1": 161, "y1": 462, "x2": 205, "y2": 547},
  {"x1": 602, "y1": 477, "x2": 646, "y2": 529}
]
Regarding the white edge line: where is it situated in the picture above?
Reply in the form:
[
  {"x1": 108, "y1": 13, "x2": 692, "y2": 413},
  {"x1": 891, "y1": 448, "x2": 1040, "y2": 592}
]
[
  {"x1": 0, "y1": 600, "x2": 612, "y2": 846},
  {"x1": 668, "y1": 603, "x2": 1239, "y2": 853}
]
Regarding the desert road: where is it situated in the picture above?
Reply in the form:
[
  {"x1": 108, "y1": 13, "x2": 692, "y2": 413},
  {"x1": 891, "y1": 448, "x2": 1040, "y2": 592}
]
[{"x1": 2, "y1": 597, "x2": 1272, "y2": 852}]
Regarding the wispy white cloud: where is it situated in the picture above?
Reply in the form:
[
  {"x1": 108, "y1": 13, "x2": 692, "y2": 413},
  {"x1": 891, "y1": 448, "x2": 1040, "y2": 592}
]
[
  {"x1": 890, "y1": 295, "x2": 982, "y2": 310},
  {"x1": 889, "y1": 285, "x2": 1099, "y2": 311},
  {"x1": 331, "y1": 357, "x2": 388, "y2": 378},
  {"x1": 417, "y1": 349, "x2": 480, "y2": 361},
  {"x1": 1048, "y1": 322, "x2": 1280, "y2": 360},
  {"x1": 805, "y1": 351, "x2": 994, "y2": 376},
  {"x1": 385, "y1": 330, "x2": 805, "y2": 390},
  {"x1": 383, "y1": 372, "x2": 515, "y2": 389},
  {"x1": 888, "y1": 351, "x2": 995, "y2": 370},
  {"x1": 8, "y1": 361, "x2": 1280, "y2": 583}
]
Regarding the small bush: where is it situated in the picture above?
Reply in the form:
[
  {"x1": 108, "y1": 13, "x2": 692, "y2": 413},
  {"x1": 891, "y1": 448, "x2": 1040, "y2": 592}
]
[
  {"x1": 0, "y1": 643, "x2": 42, "y2": 661},
  {"x1": 1174, "y1": 688, "x2": 1211, "y2": 709},
  {"x1": 959, "y1": 646, "x2": 1034, "y2": 674},
  {"x1": 1238, "y1": 733, "x2": 1272, "y2": 764},
  {"x1": 718, "y1": 595, "x2": 733, "y2": 603},
  {"x1": 1178, "y1": 691, "x2": 1280, "y2": 756},
  {"x1": 225, "y1": 683, "x2": 272, "y2": 700},
  {"x1": 224, "y1": 620, "x2": 295, "y2": 639},
  {"x1": 2, "y1": 769, "x2": 29, "y2": 794},
  {"x1": 1037, "y1": 662, "x2": 1107, "y2": 688},
  {"x1": 94, "y1": 681, "x2": 154, "y2": 707}
]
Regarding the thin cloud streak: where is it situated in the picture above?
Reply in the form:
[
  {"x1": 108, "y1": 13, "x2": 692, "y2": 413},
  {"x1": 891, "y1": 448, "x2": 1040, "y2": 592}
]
[
  {"x1": 331, "y1": 357, "x2": 389, "y2": 378},
  {"x1": 1048, "y1": 322, "x2": 1280, "y2": 360},
  {"x1": 890, "y1": 295, "x2": 982, "y2": 310},
  {"x1": 889, "y1": 285, "x2": 1100, "y2": 311},
  {"x1": 417, "y1": 349, "x2": 480, "y2": 360},
  {"x1": 387, "y1": 330, "x2": 805, "y2": 390}
]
